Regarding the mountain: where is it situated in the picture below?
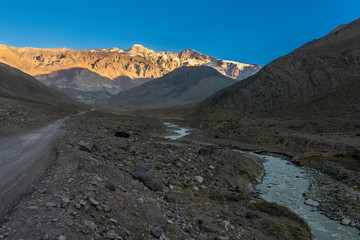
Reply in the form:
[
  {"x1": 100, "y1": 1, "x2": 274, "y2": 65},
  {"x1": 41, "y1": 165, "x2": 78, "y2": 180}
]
[
  {"x1": 0, "y1": 44, "x2": 261, "y2": 104},
  {"x1": 104, "y1": 66, "x2": 236, "y2": 111},
  {"x1": 0, "y1": 62, "x2": 76, "y2": 106},
  {"x1": 192, "y1": 18, "x2": 360, "y2": 118},
  {"x1": 0, "y1": 44, "x2": 261, "y2": 81},
  {"x1": 35, "y1": 68, "x2": 150, "y2": 104}
]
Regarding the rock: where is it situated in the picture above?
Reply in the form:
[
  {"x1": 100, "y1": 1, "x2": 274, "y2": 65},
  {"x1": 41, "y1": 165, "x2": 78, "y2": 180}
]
[
  {"x1": 89, "y1": 198, "x2": 100, "y2": 206},
  {"x1": 341, "y1": 218, "x2": 350, "y2": 226},
  {"x1": 209, "y1": 165, "x2": 215, "y2": 170},
  {"x1": 117, "y1": 185, "x2": 128, "y2": 192},
  {"x1": 304, "y1": 199, "x2": 320, "y2": 207},
  {"x1": 132, "y1": 165, "x2": 161, "y2": 191},
  {"x1": 137, "y1": 197, "x2": 144, "y2": 204},
  {"x1": 114, "y1": 131, "x2": 130, "y2": 138},
  {"x1": 84, "y1": 220, "x2": 98, "y2": 232},
  {"x1": 143, "y1": 206, "x2": 167, "y2": 229},
  {"x1": 78, "y1": 141, "x2": 95, "y2": 152},
  {"x1": 150, "y1": 227, "x2": 164, "y2": 238},
  {"x1": 104, "y1": 181, "x2": 116, "y2": 191},
  {"x1": 198, "y1": 148, "x2": 215, "y2": 155},
  {"x1": 61, "y1": 197, "x2": 70, "y2": 208},
  {"x1": 79, "y1": 200, "x2": 87, "y2": 206},
  {"x1": 206, "y1": 145, "x2": 218, "y2": 149},
  {"x1": 58, "y1": 235, "x2": 66, "y2": 240},
  {"x1": 102, "y1": 205, "x2": 111, "y2": 213},
  {"x1": 195, "y1": 176, "x2": 204, "y2": 184},
  {"x1": 75, "y1": 203, "x2": 81, "y2": 209},
  {"x1": 175, "y1": 157, "x2": 186, "y2": 165},
  {"x1": 28, "y1": 206, "x2": 38, "y2": 210},
  {"x1": 215, "y1": 236, "x2": 229, "y2": 240},
  {"x1": 199, "y1": 224, "x2": 217, "y2": 233},
  {"x1": 105, "y1": 230, "x2": 116, "y2": 239}
]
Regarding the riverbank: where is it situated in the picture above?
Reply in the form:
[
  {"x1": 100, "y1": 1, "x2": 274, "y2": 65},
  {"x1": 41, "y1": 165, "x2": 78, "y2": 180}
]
[
  {"x1": 0, "y1": 110, "x2": 313, "y2": 240},
  {"x1": 182, "y1": 120, "x2": 360, "y2": 232}
]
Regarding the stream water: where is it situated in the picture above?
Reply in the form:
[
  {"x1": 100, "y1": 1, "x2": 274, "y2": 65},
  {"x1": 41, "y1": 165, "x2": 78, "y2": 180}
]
[
  {"x1": 163, "y1": 123, "x2": 360, "y2": 239},
  {"x1": 163, "y1": 122, "x2": 190, "y2": 140},
  {"x1": 253, "y1": 154, "x2": 360, "y2": 240}
]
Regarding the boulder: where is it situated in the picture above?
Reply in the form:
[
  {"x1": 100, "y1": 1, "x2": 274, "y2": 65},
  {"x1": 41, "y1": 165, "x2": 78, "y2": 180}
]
[
  {"x1": 114, "y1": 131, "x2": 130, "y2": 138},
  {"x1": 150, "y1": 227, "x2": 164, "y2": 238},
  {"x1": 132, "y1": 165, "x2": 161, "y2": 191}
]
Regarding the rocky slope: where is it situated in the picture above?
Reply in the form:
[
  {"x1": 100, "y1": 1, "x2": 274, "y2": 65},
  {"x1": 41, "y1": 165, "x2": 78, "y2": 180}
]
[
  {"x1": 0, "y1": 62, "x2": 76, "y2": 106},
  {"x1": 192, "y1": 18, "x2": 360, "y2": 116},
  {"x1": 104, "y1": 66, "x2": 236, "y2": 111}
]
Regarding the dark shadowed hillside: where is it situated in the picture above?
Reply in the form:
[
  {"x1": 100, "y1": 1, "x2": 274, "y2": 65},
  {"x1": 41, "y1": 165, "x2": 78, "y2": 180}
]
[
  {"x1": 105, "y1": 66, "x2": 236, "y2": 111},
  {"x1": 0, "y1": 62, "x2": 76, "y2": 106},
  {"x1": 192, "y1": 18, "x2": 360, "y2": 118}
]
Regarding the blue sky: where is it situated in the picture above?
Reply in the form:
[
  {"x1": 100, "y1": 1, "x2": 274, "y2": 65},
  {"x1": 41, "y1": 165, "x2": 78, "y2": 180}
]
[{"x1": 0, "y1": 0, "x2": 359, "y2": 65}]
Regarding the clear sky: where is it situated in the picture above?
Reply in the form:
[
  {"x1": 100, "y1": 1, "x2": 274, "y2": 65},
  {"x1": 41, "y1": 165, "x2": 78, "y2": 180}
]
[{"x1": 0, "y1": 0, "x2": 359, "y2": 66}]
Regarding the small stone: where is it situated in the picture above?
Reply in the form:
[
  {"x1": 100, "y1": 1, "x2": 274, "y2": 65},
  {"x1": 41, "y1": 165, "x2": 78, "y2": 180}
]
[
  {"x1": 192, "y1": 186, "x2": 199, "y2": 191},
  {"x1": 79, "y1": 200, "x2": 87, "y2": 206},
  {"x1": 209, "y1": 165, "x2": 215, "y2": 170},
  {"x1": 215, "y1": 236, "x2": 230, "y2": 240},
  {"x1": 84, "y1": 220, "x2": 98, "y2": 232},
  {"x1": 89, "y1": 198, "x2": 100, "y2": 206},
  {"x1": 61, "y1": 197, "x2": 70, "y2": 208},
  {"x1": 175, "y1": 162, "x2": 183, "y2": 168},
  {"x1": 58, "y1": 235, "x2": 66, "y2": 240},
  {"x1": 341, "y1": 218, "x2": 350, "y2": 226},
  {"x1": 198, "y1": 148, "x2": 215, "y2": 155},
  {"x1": 75, "y1": 203, "x2": 81, "y2": 209},
  {"x1": 105, "y1": 230, "x2": 116, "y2": 239},
  {"x1": 102, "y1": 205, "x2": 111, "y2": 213},
  {"x1": 194, "y1": 176, "x2": 204, "y2": 184},
  {"x1": 28, "y1": 206, "x2": 38, "y2": 210},
  {"x1": 167, "y1": 219, "x2": 174, "y2": 224},
  {"x1": 150, "y1": 227, "x2": 164, "y2": 238},
  {"x1": 114, "y1": 131, "x2": 130, "y2": 138},
  {"x1": 109, "y1": 218, "x2": 118, "y2": 224},
  {"x1": 304, "y1": 199, "x2": 319, "y2": 207},
  {"x1": 137, "y1": 198, "x2": 144, "y2": 204},
  {"x1": 155, "y1": 191, "x2": 166, "y2": 197},
  {"x1": 78, "y1": 141, "x2": 95, "y2": 152},
  {"x1": 117, "y1": 186, "x2": 128, "y2": 192},
  {"x1": 104, "y1": 182, "x2": 116, "y2": 191}
]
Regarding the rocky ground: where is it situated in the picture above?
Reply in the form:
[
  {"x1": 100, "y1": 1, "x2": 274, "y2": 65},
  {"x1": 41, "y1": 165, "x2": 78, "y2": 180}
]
[
  {"x1": 0, "y1": 110, "x2": 312, "y2": 240},
  {"x1": 0, "y1": 97, "x2": 75, "y2": 138},
  {"x1": 304, "y1": 168, "x2": 360, "y2": 229}
]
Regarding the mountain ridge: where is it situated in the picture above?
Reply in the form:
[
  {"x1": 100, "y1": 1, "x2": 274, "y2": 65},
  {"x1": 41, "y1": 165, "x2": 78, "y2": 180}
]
[{"x1": 0, "y1": 44, "x2": 261, "y2": 81}]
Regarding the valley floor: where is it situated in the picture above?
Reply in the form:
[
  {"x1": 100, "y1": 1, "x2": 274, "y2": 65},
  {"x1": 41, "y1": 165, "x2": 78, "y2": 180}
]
[{"x1": 0, "y1": 110, "x2": 312, "y2": 240}]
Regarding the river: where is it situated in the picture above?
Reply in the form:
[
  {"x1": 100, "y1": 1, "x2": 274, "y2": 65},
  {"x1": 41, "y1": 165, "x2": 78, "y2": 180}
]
[
  {"x1": 163, "y1": 123, "x2": 360, "y2": 240},
  {"x1": 254, "y1": 154, "x2": 360, "y2": 240}
]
